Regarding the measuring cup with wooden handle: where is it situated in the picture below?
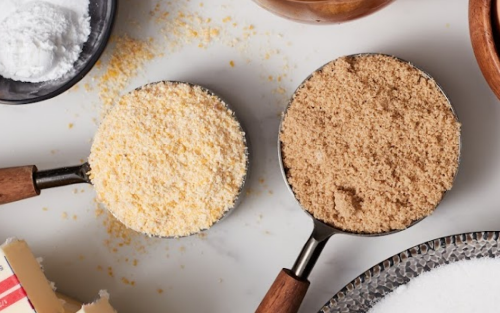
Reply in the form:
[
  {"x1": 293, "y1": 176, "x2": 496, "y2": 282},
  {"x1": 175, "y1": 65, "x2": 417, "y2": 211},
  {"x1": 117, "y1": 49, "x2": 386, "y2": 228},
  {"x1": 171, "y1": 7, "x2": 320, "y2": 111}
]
[
  {"x1": 256, "y1": 54, "x2": 461, "y2": 313},
  {"x1": 0, "y1": 163, "x2": 90, "y2": 204}
]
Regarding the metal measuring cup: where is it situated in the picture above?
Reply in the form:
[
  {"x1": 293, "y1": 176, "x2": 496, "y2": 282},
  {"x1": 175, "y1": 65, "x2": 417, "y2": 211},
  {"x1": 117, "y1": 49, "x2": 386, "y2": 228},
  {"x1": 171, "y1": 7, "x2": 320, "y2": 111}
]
[
  {"x1": 0, "y1": 81, "x2": 250, "y2": 238},
  {"x1": 256, "y1": 54, "x2": 461, "y2": 313}
]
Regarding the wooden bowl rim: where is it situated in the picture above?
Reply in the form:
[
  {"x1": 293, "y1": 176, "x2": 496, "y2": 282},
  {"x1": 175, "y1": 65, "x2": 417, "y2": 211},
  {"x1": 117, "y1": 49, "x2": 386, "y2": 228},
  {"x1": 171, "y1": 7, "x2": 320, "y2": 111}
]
[{"x1": 469, "y1": 0, "x2": 500, "y2": 100}]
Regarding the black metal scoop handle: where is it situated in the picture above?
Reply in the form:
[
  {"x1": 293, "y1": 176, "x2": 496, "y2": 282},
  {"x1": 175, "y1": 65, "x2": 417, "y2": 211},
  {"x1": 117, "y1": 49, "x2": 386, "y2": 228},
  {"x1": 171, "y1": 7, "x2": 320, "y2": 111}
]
[{"x1": 0, "y1": 163, "x2": 91, "y2": 205}]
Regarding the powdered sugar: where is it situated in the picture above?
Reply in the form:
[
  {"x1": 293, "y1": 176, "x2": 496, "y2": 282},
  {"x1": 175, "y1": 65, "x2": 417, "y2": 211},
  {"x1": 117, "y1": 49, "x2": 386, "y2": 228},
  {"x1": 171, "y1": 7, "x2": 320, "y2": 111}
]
[
  {"x1": 368, "y1": 258, "x2": 500, "y2": 313},
  {"x1": 0, "y1": 0, "x2": 90, "y2": 82}
]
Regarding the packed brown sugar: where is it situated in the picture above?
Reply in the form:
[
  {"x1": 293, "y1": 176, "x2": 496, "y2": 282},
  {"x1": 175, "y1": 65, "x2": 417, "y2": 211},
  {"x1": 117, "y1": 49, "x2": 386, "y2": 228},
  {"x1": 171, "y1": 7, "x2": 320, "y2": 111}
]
[
  {"x1": 89, "y1": 82, "x2": 248, "y2": 237},
  {"x1": 280, "y1": 55, "x2": 460, "y2": 234}
]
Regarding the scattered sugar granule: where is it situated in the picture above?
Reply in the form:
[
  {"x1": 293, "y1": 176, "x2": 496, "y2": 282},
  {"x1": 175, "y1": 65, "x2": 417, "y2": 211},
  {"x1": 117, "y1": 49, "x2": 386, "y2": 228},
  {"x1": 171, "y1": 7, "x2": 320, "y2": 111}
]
[
  {"x1": 121, "y1": 277, "x2": 135, "y2": 286},
  {"x1": 281, "y1": 54, "x2": 460, "y2": 233},
  {"x1": 97, "y1": 35, "x2": 156, "y2": 115},
  {"x1": 89, "y1": 82, "x2": 248, "y2": 238},
  {"x1": 368, "y1": 258, "x2": 500, "y2": 313}
]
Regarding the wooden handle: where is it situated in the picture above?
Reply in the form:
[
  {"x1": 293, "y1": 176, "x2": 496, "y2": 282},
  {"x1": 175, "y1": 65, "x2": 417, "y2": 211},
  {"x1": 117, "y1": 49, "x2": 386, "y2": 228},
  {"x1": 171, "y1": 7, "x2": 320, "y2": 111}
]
[
  {"x1": 255, "y1": 269, "x2": 310, "y2": 313},
  {"x1": 0, "y1": 166, "x2": 39, "y2": 205}
]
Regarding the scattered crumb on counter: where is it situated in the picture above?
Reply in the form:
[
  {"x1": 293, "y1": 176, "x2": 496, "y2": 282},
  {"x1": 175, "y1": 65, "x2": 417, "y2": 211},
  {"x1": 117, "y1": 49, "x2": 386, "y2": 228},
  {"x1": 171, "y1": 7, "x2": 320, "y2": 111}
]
[
  {"x1": 157, "y1": 288, "x2": 164, "y2": 294},
  {"x1": 96, "y1": 205, "x2": 160, "y2": 257},
  {"x1": 121, "y1": 277, "x2": 135, "y2": 286},
  {"x1": 229, "y1": 60, "x2": 235, "y2": 67},
  {"x1": 68, "y1": 123, "x2": 74, "y2": 129},
  {"x1": 42, "y1": 207, "x2": 49, "y2": 211},
  {"x1": 180, "y1": 265, "x2": 185, "y2": 270},
  {"x1": 94, "y1": 205, "x2": 105, "y2": 217},
  {"x1": 72, "y1": 214, "x2": 78, "y2": 221},
  {"x1": 73, "y1": 1, "x2": 294, "y2": 122},
  {"x1": 179, "y1": 246, "x2": 186, "y2": 253},
  {"x1": 107, "y1": 266, "x2": 114, "y2": 278},
  {"x1": 97, "y1": 35, "x2": 156, "y2": 115},
  {"x1": 273, "y1": 87, "x2": 286, "y2": 94},
  {"x1": 96, "y1": 265, "x2": 103, "y2": 271},
  {"x1": 61, "y1": 212, "x2": 68, "y2": 219},
  {"x1": 133, "y1": 259, "x2": 138, "y2": 267},
  {"x1": 50, "y1": 150, "x2": 59, "y2": 155},
  {"x1": 259, "y1": 178, "x2": 265, "y2": 184},
  {"x1": 78, "y1": 255, "x2": 85, "y2": 261}
]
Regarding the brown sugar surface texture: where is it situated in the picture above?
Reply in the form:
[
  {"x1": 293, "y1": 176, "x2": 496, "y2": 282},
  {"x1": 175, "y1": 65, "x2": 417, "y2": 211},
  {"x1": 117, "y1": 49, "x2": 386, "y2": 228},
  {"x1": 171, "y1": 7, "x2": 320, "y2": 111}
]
[
  {"x1": 89, "y1": 82, "x2": 248, "y2": 237},
  {"x1": 280, "y1": 55, "x2": 460, "y2": 233}
]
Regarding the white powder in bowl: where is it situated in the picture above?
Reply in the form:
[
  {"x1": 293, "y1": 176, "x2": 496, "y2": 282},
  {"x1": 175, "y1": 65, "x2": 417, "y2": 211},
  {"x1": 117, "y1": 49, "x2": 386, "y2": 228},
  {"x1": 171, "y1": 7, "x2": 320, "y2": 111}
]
[
  {"x1": 0, "y1": 0, "x2": 90, "y2": 83},
  {"x1": 368, "y1": 258, "x2": 500, "y2": 313}
]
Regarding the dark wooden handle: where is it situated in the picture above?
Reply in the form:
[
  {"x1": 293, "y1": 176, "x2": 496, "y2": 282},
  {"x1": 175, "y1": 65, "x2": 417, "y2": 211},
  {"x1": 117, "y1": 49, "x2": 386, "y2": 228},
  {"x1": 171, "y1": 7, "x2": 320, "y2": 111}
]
[
  {"x1": 0, "y1": 166, "x2": 40, "y2": 205},
  {"x1": 255, "y1": 269, "x2": 310, "y2": 313}
]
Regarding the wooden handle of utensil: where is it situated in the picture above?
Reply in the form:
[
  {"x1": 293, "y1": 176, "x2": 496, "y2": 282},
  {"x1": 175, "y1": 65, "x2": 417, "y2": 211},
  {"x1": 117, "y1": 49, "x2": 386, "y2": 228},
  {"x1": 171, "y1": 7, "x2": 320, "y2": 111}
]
[
  {"x1": 0, "y1": 166, "x2": 39, "y2": 205},
  {"x1": 255, "y1": 269, "x2": 310, "y2": 313}
]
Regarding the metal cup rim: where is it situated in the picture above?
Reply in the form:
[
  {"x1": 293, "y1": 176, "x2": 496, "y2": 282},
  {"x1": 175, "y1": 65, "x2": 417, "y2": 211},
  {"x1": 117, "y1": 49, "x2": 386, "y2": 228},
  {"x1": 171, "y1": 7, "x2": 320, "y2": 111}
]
[{"x1": 277, "y1": 53, "x2": 462, "y2": 237}]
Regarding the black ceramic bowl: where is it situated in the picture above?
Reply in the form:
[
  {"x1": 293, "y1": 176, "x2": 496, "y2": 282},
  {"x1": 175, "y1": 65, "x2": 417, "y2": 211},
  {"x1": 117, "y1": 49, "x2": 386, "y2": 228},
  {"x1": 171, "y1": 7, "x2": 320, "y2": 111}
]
[{"x1": 0, "y1": 0, "x2": 117, "y2": 104}]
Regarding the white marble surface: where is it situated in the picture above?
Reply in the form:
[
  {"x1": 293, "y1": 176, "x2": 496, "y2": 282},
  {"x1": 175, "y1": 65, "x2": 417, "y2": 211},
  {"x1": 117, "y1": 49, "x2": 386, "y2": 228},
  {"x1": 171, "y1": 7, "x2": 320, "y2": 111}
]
[{"x1": 0, "y1": 0, "x2": 497, "y2": 312}]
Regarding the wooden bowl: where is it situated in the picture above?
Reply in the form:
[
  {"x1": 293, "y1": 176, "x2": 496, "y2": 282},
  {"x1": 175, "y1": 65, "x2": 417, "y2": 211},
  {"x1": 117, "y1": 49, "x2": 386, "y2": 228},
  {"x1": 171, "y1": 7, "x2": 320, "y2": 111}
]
[
  {"x1": 469, "y1": 0, "x2": 500, "y2": 100},
  {"x1": 253, "y1": 0, "x2": 394, "y2": 24}
]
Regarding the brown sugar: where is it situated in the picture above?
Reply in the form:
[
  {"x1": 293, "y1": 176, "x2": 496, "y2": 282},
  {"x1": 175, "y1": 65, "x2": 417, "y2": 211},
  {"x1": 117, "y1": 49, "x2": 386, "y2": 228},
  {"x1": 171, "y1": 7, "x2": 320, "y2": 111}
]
[{"x1": 280, "y1": 54, "x2": 460, "y2": 233}]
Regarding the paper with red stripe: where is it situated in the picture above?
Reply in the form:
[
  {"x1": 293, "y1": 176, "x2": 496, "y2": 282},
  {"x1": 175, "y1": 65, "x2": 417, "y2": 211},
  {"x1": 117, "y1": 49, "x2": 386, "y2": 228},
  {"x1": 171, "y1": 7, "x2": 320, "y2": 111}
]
[{"x1": 0, "y1": 257, "x2": 34, "y2": 312}]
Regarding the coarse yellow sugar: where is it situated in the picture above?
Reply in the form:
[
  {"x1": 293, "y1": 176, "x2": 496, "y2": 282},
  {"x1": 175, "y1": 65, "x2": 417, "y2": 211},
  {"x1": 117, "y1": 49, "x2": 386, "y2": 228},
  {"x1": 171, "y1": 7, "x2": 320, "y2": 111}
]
[
  {"x1": 89, "y1": 82, "x2": 248, "y2": 237},
  {"x1": 98, "y1": 35, "x2": 156, "y2": 115}
]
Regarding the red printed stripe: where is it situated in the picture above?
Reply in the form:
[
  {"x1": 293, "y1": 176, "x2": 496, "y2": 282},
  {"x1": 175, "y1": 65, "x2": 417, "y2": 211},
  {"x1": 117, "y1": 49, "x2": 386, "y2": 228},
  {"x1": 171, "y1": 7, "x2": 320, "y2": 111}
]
[
  {"x1": 0, "y1": 275, "x2": 20, "y2": 294},
  {"x1": 0, "y1": 287, "x2": 29, "y2": 311}
]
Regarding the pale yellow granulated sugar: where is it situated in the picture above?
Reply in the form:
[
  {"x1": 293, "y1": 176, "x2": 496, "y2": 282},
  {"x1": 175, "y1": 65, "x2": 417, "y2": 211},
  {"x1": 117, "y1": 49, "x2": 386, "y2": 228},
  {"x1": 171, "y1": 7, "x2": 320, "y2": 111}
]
[
  {"x1": 89, "y1": 82, "x2": 247, "y2": 237},
  {"x1": 98, "y1": 35, "x2": 156, "y2": 114},
  {"x1": 281, "y1": 55, "x2": 460, "y2": 234}
]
